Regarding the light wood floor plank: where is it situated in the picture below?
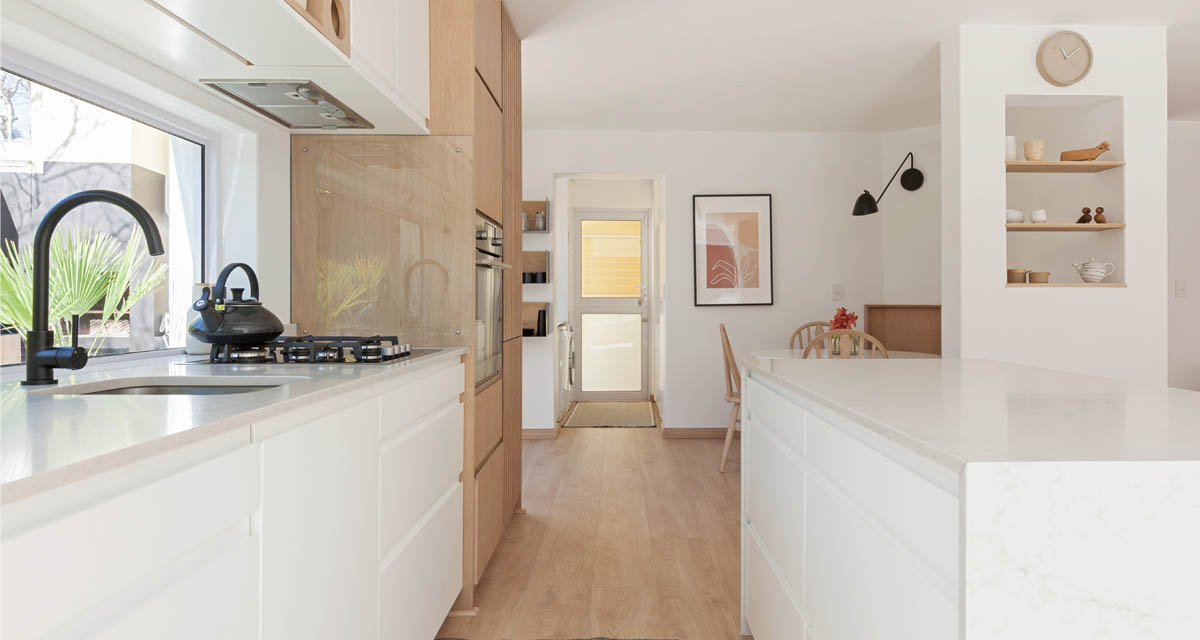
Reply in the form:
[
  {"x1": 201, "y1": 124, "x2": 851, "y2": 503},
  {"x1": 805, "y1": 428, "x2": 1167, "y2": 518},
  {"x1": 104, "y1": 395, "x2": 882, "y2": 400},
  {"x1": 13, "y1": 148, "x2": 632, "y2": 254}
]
[{"x1": 438, "y1": 427, "x2": 745, "y2": 640}]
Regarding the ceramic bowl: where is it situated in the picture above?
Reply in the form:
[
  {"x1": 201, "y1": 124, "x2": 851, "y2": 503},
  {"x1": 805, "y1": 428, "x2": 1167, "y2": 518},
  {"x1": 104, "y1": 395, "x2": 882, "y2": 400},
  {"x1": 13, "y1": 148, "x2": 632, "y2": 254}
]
[{"x1": 1006, "y1": 209, "x2": 1025, "y2": 223}]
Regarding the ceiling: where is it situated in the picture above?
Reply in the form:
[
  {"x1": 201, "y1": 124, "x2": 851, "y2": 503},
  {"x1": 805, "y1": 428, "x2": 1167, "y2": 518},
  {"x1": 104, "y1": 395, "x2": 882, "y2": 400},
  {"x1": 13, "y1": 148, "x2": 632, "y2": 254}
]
[{"x1": 505, "y1": 0, "x2": 1200, "y2": 132}]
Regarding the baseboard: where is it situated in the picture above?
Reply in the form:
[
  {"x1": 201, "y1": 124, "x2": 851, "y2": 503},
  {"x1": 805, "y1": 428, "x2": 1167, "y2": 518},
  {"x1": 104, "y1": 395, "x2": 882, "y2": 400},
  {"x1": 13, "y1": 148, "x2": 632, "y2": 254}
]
[
  {"x1": 522, "y1": 428, "x2": 558, "y2": 440},
  {"x1": 662, "y1": 427, "x2": 741, "y2": 439}
]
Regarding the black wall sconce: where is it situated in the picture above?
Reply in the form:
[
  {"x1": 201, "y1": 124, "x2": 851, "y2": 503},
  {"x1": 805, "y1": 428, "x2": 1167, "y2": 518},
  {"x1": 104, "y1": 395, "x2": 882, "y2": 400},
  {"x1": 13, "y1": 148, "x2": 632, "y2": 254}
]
[{"x1": 852, "y1": 151, "x2": 924, "y2": 216}]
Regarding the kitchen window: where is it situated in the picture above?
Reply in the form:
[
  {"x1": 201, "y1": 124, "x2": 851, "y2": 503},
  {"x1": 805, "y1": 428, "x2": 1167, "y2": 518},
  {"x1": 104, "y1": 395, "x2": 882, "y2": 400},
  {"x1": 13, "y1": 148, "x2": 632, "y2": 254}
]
[{"x1": 0, "y1": 69, "x2": 204, "y2": 364}]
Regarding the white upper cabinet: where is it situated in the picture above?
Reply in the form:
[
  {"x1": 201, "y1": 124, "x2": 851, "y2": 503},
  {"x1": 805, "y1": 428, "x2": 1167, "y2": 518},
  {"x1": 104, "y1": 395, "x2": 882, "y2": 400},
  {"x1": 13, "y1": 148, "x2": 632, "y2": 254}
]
[
  {"x1": 22, "y1": 0, "x2": 430, "y2": 132},
  {"x1": 352, "y1": 0, "x2": 430, "y2": 125},
  {"x1": 149, "y1": 0, "x2": 350, "y2": 67}
]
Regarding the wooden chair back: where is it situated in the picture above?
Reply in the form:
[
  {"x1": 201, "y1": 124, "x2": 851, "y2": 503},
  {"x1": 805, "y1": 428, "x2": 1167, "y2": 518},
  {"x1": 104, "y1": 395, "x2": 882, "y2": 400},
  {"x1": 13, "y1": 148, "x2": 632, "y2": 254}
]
[
  {"x1": 789, "y1": 321, "x2": 830, "y2": 351},
  {"x1": 801, "y1": 329, "x2": 890, "y2": 359},
  {"x1": 719, "y1": 323, "x2": 741, "y2": 398}
]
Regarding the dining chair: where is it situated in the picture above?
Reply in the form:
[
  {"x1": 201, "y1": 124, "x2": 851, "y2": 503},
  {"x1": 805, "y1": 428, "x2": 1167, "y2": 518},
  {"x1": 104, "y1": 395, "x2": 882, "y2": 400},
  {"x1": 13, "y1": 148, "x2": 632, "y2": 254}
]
[
  {"x1": 718, "y1": 323, "x2": 741, "y2": 473},
  {"x1": 801, "y1": 329, "x2": 890, "y2": 359},
  {"x1": 789, "y1": 321, "x2": 830, "y2": 352}
]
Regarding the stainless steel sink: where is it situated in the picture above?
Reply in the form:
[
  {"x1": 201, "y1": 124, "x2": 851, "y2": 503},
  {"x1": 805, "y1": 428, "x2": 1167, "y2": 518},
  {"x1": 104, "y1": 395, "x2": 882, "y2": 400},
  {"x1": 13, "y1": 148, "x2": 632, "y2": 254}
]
[{"x1": 33, "y1": 376, "x2": 308, "y2": 396}]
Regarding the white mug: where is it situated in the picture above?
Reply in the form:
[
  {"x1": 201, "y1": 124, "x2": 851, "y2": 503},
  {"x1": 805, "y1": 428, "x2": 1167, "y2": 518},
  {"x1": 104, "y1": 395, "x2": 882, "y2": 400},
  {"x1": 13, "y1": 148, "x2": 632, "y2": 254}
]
[{"x1": 1031, "y1": 209, "x2": 1047, "y2": 223}]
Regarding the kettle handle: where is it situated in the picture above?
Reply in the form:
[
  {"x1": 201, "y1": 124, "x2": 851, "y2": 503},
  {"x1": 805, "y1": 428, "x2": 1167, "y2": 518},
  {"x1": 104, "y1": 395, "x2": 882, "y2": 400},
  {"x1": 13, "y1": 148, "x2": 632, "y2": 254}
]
[{"x1": 212, "y1": 263, "x2": 261, "y2": 303}]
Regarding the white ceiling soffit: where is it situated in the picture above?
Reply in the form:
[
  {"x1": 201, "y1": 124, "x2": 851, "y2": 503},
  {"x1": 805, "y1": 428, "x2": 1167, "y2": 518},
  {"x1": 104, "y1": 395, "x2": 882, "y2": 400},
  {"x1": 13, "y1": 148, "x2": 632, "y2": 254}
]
[{"x1": 506, "y1": 0, "x2": 1200, "y2": 132}]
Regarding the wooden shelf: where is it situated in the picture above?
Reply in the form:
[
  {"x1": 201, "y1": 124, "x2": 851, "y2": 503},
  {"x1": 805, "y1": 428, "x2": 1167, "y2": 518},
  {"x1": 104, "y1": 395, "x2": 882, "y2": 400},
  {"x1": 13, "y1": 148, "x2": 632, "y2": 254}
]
[
  {"x1": 1005, "y1": 161, "x2": 1124, "y2": 173},
  {"x1": 1006, "y1": 223, "x2": 1126, "y2": 232},
  {"x1": 521, "y1": 302, "x2": 550, "y2": 337},
  {"x1": 1006, "y1": 282, "x2": 1127, "y2": 288},
  {"x1": 521, "y1": 199, "x2": 550, "y2": 233}
]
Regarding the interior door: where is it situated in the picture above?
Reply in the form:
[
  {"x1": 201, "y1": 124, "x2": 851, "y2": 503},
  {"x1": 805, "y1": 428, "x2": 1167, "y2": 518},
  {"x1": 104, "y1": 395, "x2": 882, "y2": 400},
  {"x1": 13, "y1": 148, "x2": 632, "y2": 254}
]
[{"x1": 570, "y1": 209, "x2": 650, "y2": 402}]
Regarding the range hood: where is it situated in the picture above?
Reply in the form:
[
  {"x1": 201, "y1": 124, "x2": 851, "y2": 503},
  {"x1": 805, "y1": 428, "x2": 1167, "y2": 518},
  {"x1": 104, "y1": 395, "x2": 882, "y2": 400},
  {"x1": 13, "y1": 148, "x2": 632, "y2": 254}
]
[{"x1": 201, "y1": 80, "x2": 373, "y2": 129}]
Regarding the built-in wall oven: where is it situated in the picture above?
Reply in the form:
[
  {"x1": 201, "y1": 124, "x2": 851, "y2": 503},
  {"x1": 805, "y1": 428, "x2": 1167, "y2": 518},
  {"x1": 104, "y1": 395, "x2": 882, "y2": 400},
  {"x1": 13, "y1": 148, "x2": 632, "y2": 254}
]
[{"x1": 475, "y1": 214, "x2": 508, "y2": 386}]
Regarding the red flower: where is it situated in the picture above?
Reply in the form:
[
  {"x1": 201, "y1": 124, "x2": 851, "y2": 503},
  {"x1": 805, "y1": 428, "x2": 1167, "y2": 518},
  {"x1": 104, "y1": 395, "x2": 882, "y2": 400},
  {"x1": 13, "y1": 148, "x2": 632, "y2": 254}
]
[{"x1": 830, "y1": 307, "x2": 858, "y2": 330}]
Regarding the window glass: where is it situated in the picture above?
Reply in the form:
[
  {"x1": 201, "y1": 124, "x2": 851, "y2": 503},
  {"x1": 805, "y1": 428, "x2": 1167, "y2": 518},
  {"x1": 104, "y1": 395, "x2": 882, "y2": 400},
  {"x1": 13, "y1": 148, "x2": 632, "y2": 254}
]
[
  {"x1": 580, "y1": 220, "x2": 642, "y2": 298},
  {"x1": 0, "y1": 69, "x2": 203, "y2": 363}
]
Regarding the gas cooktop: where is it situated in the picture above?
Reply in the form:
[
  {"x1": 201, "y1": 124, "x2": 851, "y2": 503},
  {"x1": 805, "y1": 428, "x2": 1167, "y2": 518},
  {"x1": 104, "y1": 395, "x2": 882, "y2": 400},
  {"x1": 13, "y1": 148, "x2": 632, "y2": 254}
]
[{"x1": 196, "y1": 336, "x2": 434, "y2": 365}]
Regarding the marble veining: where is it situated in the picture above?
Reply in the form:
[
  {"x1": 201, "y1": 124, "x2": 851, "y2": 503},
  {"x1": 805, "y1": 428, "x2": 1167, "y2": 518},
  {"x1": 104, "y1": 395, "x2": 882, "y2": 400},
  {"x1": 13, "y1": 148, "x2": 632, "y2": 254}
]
[
  {"x1": 1, "y1": 348, "x2": 465, "y2": 501},
  {"x1": 744, "y1": 358, "x2": 1200, "y2": 472},
  {"x1": 964, "y1": 461, "x2": 1200, "y2": 639}
]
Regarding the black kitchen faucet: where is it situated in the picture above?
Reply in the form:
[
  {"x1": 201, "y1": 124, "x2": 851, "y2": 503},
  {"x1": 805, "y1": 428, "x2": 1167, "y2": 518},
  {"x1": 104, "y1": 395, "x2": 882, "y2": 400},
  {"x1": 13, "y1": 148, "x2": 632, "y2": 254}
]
[{"x1": 22, "y1": 190, "x2": 164, "y2": 385}]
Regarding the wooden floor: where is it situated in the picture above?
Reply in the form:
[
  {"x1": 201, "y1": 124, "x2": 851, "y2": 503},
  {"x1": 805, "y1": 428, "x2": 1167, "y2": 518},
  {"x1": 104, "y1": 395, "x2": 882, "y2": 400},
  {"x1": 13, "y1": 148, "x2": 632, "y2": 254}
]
[{"x1": 438, "y1": 427, "x2": 744, "y2": 640}]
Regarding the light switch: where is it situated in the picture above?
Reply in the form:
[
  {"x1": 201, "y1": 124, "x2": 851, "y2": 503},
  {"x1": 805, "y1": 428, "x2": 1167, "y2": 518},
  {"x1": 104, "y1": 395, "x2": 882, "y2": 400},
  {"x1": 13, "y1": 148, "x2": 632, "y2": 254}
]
[
  {"x1": 832, "y1": 283, "x2": 845, "y2": 301},
  {"x1": 1176, "y1": 280, "x2": 1187, "y2": 298}
]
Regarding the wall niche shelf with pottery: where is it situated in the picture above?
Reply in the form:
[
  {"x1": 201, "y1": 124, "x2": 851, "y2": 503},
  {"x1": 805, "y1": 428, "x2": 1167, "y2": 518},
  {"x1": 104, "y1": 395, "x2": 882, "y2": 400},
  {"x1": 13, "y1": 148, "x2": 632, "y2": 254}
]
[
  {"x1": 1005, "y1": 160, "x2": 1124, "y2": 173},
  {"x1": 1004, "y1": 95, "x2": 1126, "y2": 287},
  {"x1": 1006, "y1": 223, "x2": 1125, "y2": 232},
  {"x1": 1006, "y1": 282, "x2": 1127, "y2": 288}
]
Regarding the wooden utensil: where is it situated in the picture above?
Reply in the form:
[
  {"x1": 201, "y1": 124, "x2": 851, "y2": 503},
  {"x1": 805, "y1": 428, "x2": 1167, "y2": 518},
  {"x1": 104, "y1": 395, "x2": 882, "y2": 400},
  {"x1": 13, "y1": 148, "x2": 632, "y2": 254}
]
[{"x1": 1060, "y1": 141, "x2": 1110, "y2": 162}]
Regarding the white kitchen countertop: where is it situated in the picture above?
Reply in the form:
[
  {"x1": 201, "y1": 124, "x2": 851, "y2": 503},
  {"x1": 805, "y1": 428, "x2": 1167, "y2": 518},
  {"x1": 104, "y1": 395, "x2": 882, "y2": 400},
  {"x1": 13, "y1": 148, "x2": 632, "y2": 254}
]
[
  {"x1": 745, "y1": 357, "x2": 1200, "y2": 473},
  {"x1": 1, "y1": 347, "x2": 466, "y2": 503}
]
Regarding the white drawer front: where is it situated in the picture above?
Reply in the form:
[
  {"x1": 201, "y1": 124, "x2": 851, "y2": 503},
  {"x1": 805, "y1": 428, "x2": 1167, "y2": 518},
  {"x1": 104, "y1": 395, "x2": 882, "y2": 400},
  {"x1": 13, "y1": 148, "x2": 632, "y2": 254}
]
[
  {"x1": 745, "y1": 523, "x2": 807, "y2": 640},
  {"x1": 746, "y1": 424, "x2": 805, "y2": 602},
  {"x1": 89, "y1": 524, "x2": 258, "y2": 639},
  {"x1": 805, "y1": 412, "x2": 959, "y2": 588},
  {"x1": 746, "y1": 379, "x2": 806, "y2": 457},
  {"x1": 1, "y1": 445, "x2": 258, "y2": 640},
  {"x1": 379, "y1": 401, "x2": 464, "y2": 557},
  {"x1": 379, "y1": 362, "x2": 464, "y2": 440},
  {"x1": 805, "y1": 480, "x2": 957, "y2": 640},
  {"x1": 379, "y1": 483, "x2": 464, "y2": 640}
]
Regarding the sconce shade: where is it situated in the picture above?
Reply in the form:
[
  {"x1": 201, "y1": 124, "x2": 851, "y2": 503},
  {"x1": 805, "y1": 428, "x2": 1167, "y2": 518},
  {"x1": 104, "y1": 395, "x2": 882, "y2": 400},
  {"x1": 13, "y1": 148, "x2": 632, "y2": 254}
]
[
  {"x1": 852, "y1": 152, "x2": 923, "y2": 217},
  {"x1": 852, "y1": 190, "x2": 879, "y2": 216}
]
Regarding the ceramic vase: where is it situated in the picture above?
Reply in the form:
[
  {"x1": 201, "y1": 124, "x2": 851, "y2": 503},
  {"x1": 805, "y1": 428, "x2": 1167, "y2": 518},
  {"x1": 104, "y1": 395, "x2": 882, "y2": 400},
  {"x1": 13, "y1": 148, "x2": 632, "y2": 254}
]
[
  {"x1": 1031, "y1": 209, "x2": 1048, "y2": 223},
  {"x1": 1024, "y1": 140, "x2": 1046, "y2": 161},
  {"x1": 1005, "y1": 136, "x2": 1018, "y2": 162}
]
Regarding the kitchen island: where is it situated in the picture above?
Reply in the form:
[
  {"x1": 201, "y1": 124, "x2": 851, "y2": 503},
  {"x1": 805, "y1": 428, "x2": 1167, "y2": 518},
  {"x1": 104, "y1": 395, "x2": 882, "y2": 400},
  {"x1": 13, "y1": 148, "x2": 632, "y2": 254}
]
[
  {"x1": 1, "y1": 347, "x2": 468, "y2": 640},
  {"x1": 740, "y1": 357, "x2": 1200, "y2": 640}
]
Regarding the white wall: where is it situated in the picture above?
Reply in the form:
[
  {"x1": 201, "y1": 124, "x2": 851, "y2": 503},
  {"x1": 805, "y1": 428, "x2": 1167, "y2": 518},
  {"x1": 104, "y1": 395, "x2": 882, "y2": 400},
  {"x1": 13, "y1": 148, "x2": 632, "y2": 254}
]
[
  {"x1": 942, "y1": 25, "x2": 1169, "y2": 384},
  {"x1": 524, "y1": 130, "x2": 886, "y2": 429},
  {"x1": 880, "y1": 125, "x2": 941, "y2": 304},
  {"x1": 1168, "y1": 121, "x2": 1200, "y2": 391},
  {"x1": 2, "y1": 0, "x2": 292, "y2": 318}
]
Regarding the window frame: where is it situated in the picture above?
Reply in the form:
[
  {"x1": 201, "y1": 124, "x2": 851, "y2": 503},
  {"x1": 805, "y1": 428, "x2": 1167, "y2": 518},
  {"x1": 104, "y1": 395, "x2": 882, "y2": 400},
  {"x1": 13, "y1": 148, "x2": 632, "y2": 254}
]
[{"x1": 2, "y1": 48, "x2": 217, "y2": 282}]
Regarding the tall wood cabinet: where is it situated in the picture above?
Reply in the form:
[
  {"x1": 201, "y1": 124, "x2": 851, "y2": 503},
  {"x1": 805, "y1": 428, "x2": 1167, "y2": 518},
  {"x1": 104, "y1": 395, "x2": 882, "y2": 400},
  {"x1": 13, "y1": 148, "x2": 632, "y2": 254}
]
[{"x1": 430, "y1": 0, "x2": 522, "y2": 609}]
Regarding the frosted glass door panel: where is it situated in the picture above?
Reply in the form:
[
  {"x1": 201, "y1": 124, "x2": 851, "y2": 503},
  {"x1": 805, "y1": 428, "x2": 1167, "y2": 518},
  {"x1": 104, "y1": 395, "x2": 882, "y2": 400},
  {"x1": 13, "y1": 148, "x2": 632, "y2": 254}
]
[
  {"x1": 580, "y1": 220, "x2": 642, "y2": 298},
  {"x1": 581, "y1": 314, "x2": 642, "y2": 392}
]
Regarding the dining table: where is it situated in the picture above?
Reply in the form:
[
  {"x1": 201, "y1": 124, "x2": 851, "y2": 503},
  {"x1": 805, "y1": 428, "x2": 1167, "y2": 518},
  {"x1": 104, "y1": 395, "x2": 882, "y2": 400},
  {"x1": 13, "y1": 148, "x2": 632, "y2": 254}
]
[{"x1": 747, "y1": 348, "x2": 941, "y2": 364}]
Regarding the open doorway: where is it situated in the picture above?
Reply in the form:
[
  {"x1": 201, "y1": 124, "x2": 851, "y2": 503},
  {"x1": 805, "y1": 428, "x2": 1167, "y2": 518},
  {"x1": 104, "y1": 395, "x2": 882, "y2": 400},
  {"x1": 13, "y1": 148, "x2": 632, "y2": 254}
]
[{"x1": 554, "y1": 175, "x2": 664, "y2": 428}]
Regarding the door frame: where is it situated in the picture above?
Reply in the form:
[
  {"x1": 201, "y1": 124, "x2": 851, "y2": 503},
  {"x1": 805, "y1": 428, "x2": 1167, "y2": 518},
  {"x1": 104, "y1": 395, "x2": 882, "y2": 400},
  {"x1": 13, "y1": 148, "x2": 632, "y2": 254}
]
[{"x1": 569, "y1": 207, "x2": 652, "y2": 402}]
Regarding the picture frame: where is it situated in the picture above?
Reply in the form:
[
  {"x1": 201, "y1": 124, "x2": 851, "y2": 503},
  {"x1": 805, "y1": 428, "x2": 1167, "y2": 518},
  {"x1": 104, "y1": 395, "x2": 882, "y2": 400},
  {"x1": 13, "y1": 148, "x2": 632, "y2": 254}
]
[{"x1": 692, "y1": 194, "x2": 773, "y2": 306}]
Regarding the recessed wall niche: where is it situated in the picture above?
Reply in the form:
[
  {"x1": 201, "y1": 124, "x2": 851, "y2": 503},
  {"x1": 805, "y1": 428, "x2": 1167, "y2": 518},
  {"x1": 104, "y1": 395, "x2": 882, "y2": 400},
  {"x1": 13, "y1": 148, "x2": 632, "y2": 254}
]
[{"x1": 1005, "y1": 95, "x2": 1126, "y2": 287}]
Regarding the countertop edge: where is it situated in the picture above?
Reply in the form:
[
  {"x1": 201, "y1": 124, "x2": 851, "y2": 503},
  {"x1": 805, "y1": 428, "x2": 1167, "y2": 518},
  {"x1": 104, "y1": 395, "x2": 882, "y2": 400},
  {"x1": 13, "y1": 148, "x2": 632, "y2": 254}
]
[
  {"x1": 1, "y1": 347, "x2": 467, "y2": 506},
  {"x1": 744, "y1": 360, "x2": 968, "y2": 485}
]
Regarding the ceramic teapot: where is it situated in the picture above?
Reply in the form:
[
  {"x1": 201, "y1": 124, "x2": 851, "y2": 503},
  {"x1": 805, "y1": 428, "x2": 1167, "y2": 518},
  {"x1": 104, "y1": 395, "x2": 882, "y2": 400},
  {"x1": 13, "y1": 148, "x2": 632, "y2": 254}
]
[{"x1": 1071, "y1": 258, "x2": 1115, "y2": 283}]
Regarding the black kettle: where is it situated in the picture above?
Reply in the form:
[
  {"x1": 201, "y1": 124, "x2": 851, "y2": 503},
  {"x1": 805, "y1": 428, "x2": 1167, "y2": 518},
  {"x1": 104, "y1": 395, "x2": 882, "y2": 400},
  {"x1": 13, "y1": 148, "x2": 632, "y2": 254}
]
[{"x1": 189, "y1": 263, "x2": 284, "y2": 345}]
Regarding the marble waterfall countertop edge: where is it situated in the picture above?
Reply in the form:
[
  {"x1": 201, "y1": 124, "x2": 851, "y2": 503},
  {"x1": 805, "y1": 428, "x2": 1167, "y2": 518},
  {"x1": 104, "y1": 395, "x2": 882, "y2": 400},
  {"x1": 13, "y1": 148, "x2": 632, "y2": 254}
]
[
  {"x1": 1, "y1": 347, "x2": 467, "y2": 503},
  {"x1": 743, "y1": 357, "x2": 1200, "y2": 473}
]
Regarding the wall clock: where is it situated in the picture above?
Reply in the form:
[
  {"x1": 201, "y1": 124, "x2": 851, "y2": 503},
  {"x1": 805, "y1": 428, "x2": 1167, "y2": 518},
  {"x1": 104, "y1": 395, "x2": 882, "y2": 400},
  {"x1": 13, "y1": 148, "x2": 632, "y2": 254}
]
[{"x1": 1037, "y1": 30, "x2": 1093, "y2": 87}]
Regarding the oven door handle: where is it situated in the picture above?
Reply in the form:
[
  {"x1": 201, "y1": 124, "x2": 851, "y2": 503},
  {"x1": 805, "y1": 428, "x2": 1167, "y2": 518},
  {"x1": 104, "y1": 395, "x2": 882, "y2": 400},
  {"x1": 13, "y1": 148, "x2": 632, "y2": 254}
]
[{"x1": 475, "y1": 260, "x2": 513, "y2": 269}]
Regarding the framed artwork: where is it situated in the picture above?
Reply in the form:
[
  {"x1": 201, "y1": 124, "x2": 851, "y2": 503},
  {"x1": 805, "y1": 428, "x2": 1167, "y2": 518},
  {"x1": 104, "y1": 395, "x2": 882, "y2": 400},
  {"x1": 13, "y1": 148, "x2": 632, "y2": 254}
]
[{"x1": 692, "y1": 194, "x2": 773, "y2": 306}]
